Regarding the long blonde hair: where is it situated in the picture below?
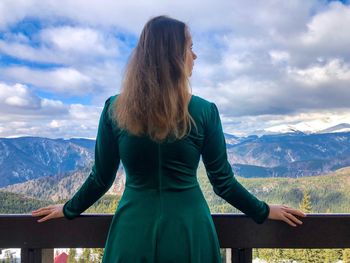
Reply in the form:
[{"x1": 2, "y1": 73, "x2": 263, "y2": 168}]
[{"x1": 113, "y1": 16, "x2": 194, "y2": 142}]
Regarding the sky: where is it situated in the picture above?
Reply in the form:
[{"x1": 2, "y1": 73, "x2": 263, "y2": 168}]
[{"x1": 0, "y1": 0, "x2": 350, "y2": 138}]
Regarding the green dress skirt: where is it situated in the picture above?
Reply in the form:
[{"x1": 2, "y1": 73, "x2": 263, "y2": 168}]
[{"x1": 63, "y1": 94, "x2": 269, "y2": 263}]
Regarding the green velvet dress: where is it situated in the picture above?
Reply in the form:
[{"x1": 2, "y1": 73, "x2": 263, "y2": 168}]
[{"x1": 63, "y1": 94, "x2": 269, "y2": 263}]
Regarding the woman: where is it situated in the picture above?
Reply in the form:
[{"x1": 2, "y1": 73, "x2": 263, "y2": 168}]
[{"x1": 32, "y1": 16, "x2": 305, "y2": 262}]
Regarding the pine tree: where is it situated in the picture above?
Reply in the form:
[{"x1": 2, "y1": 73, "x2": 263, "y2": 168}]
[
  {"x1": 80, "y1": 248, "x2": 91, "y2": 263},
  {"x1": 323, "y1": 249, "x2": 341, "y2": 263},
  {"x1": 67, "y1": 248, "x2": 77, "y2": 263},
  {"x1": 106, "y1": 197, "x2": 119, "y2": 213},
  {"x1": 299, "y1": 190, "x2": 312, "y2": 213},
  {"x1": 91, "y1": 248, "x2": 104, "y2": 262},
  {"x1": 295, "y1": 190, "x2": 318, "y2": 262},
  {"x1": 343, "y1": 248, "x2": 350, "y2": 263}
]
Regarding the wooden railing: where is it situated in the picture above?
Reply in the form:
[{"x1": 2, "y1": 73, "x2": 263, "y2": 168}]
[{"x1": 1, "y1": 214, "x2": 350, "y2": 263}]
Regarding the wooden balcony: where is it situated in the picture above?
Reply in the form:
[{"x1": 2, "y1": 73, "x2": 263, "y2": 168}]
[{"x1": 1, "y1": 213, "x2": 350, "y2": 263}]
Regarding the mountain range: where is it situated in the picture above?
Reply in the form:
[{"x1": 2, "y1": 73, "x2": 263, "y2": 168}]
[
  {"x1": 0, "y1": 137, "x2": 94, "y2": 187},
  {"x1": 1, "y1": 126, "x2": 350, "y2": 188},
  {"x1": 227, "y1": 131, "x2": 350, "y2": 177},
  {"x1": 1, "y1": 166, "x2": 125, "y2": 202}
]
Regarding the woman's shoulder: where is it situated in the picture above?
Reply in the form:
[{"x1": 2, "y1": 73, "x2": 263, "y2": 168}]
[
  {"x1": 104, "y1": 94, "x2": 120, "y2": 115},
  {"x1": 106, "y1": 94, "x2": 120, "y2": 105},
  {"x1": 102, "y1": 94, "x2": 120, "y2": 127},
  {"x1": 191, "y1": 94, "x2": 211, "y2": 105},
  {"x1": 190, "y1": 94, "x2": 217, "y2": 114},
  {"x1": 189, "y1": 94, "x2": 219, "y2": 126},
  {"x1": 190, "y1": 94, "x2": 215, "y2": 110}
]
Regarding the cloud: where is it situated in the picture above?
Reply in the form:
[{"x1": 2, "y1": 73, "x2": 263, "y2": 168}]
[
  {"x1": 221, "y1": 109, "x2": 350, "y2": 136},
  {"x1": 0, "y1": 62, "x2": 123, "y2": 100},
  {"x1": 269, "y1": 50, "x2": 290, "y2": 65},
  {"x1": 40, "y1": 26, "x2": 117, "y2": 56},
  {"x1": 0, "y1": 82, "x2": 41, "y2": 110},
  {"x1": 0, "y1": 81, "x2": 103, "y2": 138},
  {"x1": 279, "y1": 2, "x2": 350, "y2": 67},
  {"x1": 290, "y1": 59, "x2": 350, "y2": 85},
  {"x1": 0, "y1": 0, "x2": 321, "y2": 33},
  {"x1": 190, "y1": 2, "x2": 350, "y2": 124},
  {"x1": 0, "y1": 26, "x2": 121, "y2": 65},
  {"x1": 0, "y1": 0, "x2": 37, "y2": 30},
  {"x1": 1, "y1": 0, "x2": 350, "y2": 137},
  {"x1": 0, "y1": 24, "x2": 125, "y2": 98},
  {"x1": 0, "y1": 82, "x2": 71, "y2": 138},
  {"x1": 5, "y1": 96, "x2": 32, "y2": 107},
  {"x1": 194, "y1": 57, "x2": 350, "y2": 118},
  {"x1": 0, "y1": 82, "x2": 67, "y2": 115},
  {"x1": 2, "y1": 66, "x2": 92, "y2": 95},
  {"x1": 300, "y1": 2, "x2": 350, "y2": 51},
  {"x1": 43, "y1": 103, "x2": 102, "y2": 138}
]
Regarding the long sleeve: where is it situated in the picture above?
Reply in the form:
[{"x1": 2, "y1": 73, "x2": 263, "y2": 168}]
[
  {"x1": 201, "y1": 103, "x2": 269, "y2": 224},
  {"x1": 63, "y1": 96, "x2": 120, "y2": 220}
]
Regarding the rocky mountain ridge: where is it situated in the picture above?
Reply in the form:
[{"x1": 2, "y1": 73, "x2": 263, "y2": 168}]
[{"x1": 1, "y1": 130, "x2": 350, "y2": 188}]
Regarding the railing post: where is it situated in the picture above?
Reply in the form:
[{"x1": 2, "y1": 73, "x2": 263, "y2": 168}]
[
  {"x1": 21, "y1": 248, "x2": 41, "y2": 263},
  {"x1": 231, "y1": 248, "x2": 252, "y2": 263},
  {"x1": 21, "y1": 248, "x2": 53, "y2": 263}
]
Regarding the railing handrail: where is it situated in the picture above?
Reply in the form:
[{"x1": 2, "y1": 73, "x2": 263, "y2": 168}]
[{"x1": 1, "y1": 213, "x2": 350, "y2": 249}]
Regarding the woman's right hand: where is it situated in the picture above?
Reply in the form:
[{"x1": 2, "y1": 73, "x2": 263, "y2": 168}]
[
  {"x1": 268, "y1": 204, "x2": 306, "y2": 227},
  {"x1": 31, "y1": 204, "x2": 65, "y2": 223}
]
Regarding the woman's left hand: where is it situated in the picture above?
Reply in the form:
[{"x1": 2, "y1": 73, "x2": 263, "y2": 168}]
[
  {"x1": 268, "y1": 204, "x2": 306, "y2": 227},
  {"x1": 31, "y1": 204, "x2": 64, "y2": 223}
]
